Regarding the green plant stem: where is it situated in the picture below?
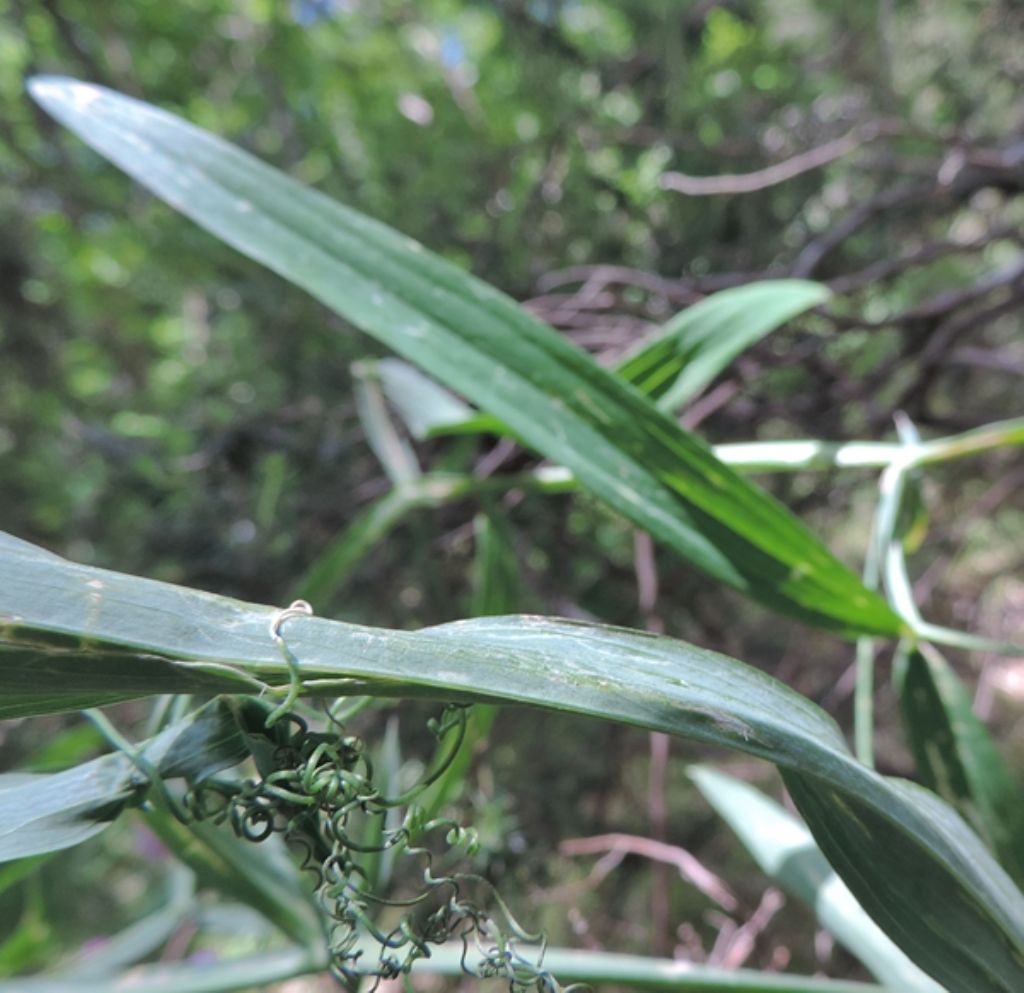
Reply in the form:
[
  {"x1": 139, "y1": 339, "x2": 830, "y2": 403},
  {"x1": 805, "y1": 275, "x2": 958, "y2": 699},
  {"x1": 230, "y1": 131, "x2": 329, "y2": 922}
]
[
  {"x1": 423, "y1": 418, "x2": 1024, "y2": 475},
  {"x1": 854, "y1": 637, "x2": 876, "y2": 768},
  {"x1": 535, "y1": 415, "x2": 1024, "y2": 483},
  {"x1": 407, "y1": 945, "x2": 887, "y2": 992},
  {"x1": 83, "y1": 708, "x2": 189, "y2": 821},
  {"x1": 0, "y1": 944, "x2": 888, "y2": 993},
  {"x1": 910, "y1": 622, "x2": 1024, "y2": 656},
  {"x1": 878, "y1": 423, "x2": 1024, "y2": 657},
  {"x1": 913, "y1": 417, "x2": 1024, "y2": 466},
  {"x1": 299, "y1": 417, "x2": 1024, "y2": 606}
]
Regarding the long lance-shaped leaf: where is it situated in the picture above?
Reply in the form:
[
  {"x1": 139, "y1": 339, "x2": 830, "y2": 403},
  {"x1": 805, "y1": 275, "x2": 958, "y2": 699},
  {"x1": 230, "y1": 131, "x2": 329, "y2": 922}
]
[
  {"x1": 689, "y1": 766, "x2": 944, "y2": 992},
  {"x1": 0, "y1": 946, "x2": 326, "y2": 993},
  {"x1": 374, "y1": 273, "x2": 828, "y2": 437},
  {"x1": 0, "y1": 700, "x2": 245, "y2": 862},
  {"x1": 27, "y1": 77, "x2": 899, "y2": 639},
  {"x1": 411, "y1": 944, "x2": 885, "y2": 993},
  {"x1": 615, "y1": 280, "x2": 831, "y2": 410},
  {"x1": 0, "y1": 757, "x2": 142, "y2": 862},
  {"x1": 0, "y1": 944, "x2": 888, "y2": 993},
  {"x1": 895, "y1": 644, "x2": 1024, "y2": 884},
  {"x1": 0, "y1": 535, "x2": 1021, "y2": 992},
  {"x1": 363, "y1": 275, "x2": 830, "y2": 438}
]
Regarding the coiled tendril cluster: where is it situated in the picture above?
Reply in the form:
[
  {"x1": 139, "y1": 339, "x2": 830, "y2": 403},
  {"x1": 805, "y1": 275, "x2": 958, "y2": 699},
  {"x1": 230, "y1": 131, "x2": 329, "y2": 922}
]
[{"x1": 183, "y1": 701, "x2": 566, "y2": 992}]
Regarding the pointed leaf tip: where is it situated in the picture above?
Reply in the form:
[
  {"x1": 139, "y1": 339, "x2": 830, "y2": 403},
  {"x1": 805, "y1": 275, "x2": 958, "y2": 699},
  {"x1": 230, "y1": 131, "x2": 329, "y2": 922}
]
[{"x1": 28, "y1": 75, "x2": 90, "y2": 107}]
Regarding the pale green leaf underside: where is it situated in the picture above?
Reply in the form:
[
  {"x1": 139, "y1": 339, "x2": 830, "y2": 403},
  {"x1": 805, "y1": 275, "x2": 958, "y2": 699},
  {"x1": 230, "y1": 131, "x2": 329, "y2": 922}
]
[
  {"x1": 689, "y1": 766, "x2": 944, "y2": 992},
  {"x1": 0, "y1": 754, "x2": 142, "y2": 860},
  {"x1": 27, "y1": 77, "x2": 899, "y2": 638},
  {"x1": 0, "y1": 704, "x2": 239, "y2": 861},
  {"x1": 0, "y1": 533, "x2": 1020, "y2": 993}
]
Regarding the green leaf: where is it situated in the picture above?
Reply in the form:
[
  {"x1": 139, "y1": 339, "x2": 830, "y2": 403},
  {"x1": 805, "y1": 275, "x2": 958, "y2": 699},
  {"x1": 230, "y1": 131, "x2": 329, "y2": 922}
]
[
  {"x1": 0, "y1": 643, "x2": 256, "y2": 720},
  {"x1": 351, "y1": 359, "x2": 421, "y2": 485},
  {"x1": 376, "y1": 280, "x2": 830, "y2": 436},
  {"x1": 410, "y1": 943, "x2": 888, "y2": 993},
  {"x1": 896, "y1": 644, "x2": 1024, "y2": 884},
  {"x1": 27, "y1": 77, "x2": 899, "y2": 638},
  {"x1": 1, "y1": 534, "x2": 1021, "y2": 992},
  {"x1": 154, "y1": 700, "x2": 249, "y2": 784},
  {"x1": 471, "y1": 512, "x2": 522, "y2": 617},
  {"x1": 0, "y1": 701, "x2": 244, "y2": 861},
  {"x1": 782, "y1": 772, "x2": 1021, "y2": 993},
  {"x1": 0, "y1": 946, "x2": 325, "y2": 993},
  {"x1": 0, "y1": 753, "x2": 147, "y2": 861},
  {"x1": 689, "y1": 766, "x2": 944, "y2": 992},
  {"x1": 371, "y1": 357, "x2": 486, "y2": 440},
  {"x1": 615, "y1": 280, "x2": 830, "y2": 410},
  {"x1": 0, "y1": 692, "x2": 321, "y2": 945}
]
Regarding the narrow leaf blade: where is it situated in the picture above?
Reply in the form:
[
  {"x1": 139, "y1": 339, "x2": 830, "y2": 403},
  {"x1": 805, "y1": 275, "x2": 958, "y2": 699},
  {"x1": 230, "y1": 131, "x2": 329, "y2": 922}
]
[
  {"x1": 690, "y1": 765, "x2": 943, "y2": 991},
  {"x1": 896, "y1": 644, "x2": 1024, "y2": 883},
  {"x1": 27, "y1": 77, "x2": 899, "y2": 638},
  {"x1": 1, "y1": 535, "x2": 1021, "y2": 992},
  {"x1": 615, "y1": 280, "x2": 830, "y2": 410},
  {"x1": 373, "y1": 357, "x2": 480, "y2": 439},
  {"x1": 0, "y1": 702, "x2": 244, "y2": 861}
]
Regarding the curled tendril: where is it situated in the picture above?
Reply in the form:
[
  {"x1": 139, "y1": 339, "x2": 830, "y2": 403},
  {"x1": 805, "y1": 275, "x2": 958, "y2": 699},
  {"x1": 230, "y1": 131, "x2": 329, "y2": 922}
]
[
  {"x1": 266, "y1": 599, "x2": 314, "y2": 727},
  {"x1": 182, "y1": 699, "x2": 571, "y2": 993}
]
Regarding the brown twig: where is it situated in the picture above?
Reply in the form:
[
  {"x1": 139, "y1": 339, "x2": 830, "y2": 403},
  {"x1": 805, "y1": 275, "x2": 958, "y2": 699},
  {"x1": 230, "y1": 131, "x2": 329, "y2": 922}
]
[
  {"x1": 559, "y1": 832, "x2": 738, "y2": 912},
  {"x1": 679, "y1": 381, "x2": 742, "y2": 429},
  {"x1": 632, "y1": 529, "x2": 671, "y2": 953},
  {"x1": 707, "y1": 888, "x2": 785, "y2": 969},
  {"x1": 536, "y1": 264, "x2": 703, "y2": 304},
  {"x1": 661, "y1": 121, "x2": 902, "y2": 197},
  {"x1": 949, "y1": 345, "x2": 1024, "y2": 377},
  {"x1": 817, "y1": 256, "x2": 1024, "y2": 337}
]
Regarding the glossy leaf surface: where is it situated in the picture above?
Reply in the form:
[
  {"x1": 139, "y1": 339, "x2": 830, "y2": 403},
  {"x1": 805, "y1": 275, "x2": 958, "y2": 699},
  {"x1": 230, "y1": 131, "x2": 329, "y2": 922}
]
[
  {"x1": 0, "y1": 533, "x2": 1020, "y2": 992},
  {"x1": 27, "y1": 77, "x2": 899, "y2": 638}
]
